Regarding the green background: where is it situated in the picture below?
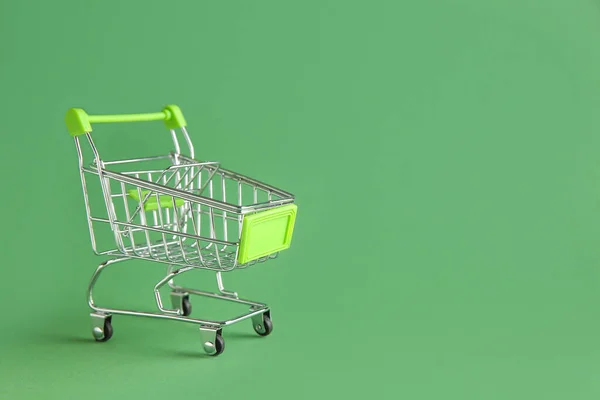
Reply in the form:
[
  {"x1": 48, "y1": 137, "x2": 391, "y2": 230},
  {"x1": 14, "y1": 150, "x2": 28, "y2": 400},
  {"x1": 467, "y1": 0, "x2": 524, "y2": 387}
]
[{"x1": 2, "y1": 0, "x2": 600, "y2": 398}]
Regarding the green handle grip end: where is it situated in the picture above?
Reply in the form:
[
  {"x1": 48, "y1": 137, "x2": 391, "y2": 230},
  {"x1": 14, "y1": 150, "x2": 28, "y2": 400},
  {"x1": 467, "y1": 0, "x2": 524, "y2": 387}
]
[
  {"x1": 163, "y1": 105, "x2": 187, "y2": 130},
  {"x1": 65, "y1": 105, "x2": 187, "y2": 136},
  {"x1": 65, "y1": 108, "x2": 92, "y2": 136}
]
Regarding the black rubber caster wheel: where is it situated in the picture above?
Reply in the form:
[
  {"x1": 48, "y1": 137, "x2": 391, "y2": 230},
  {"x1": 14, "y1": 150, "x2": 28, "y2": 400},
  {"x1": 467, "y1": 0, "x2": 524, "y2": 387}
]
[
  {"x1": 211, "y1": 334, "x2": 225, "y2": 356},
  {"x1": 254, "y1": 314, "x2": 273, "y2": 337},
  {"x1": 181, "y1": 295, "x2": 192, "y2": 316},
  {"x1": 96, "y1": 317, "x2": 113, "y2": 342}
]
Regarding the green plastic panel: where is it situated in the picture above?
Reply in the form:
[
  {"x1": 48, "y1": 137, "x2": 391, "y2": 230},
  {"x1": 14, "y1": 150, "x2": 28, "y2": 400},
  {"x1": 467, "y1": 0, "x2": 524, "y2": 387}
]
[
  {"x1": 128, "y1": 190, "x2": 185, "y2": 211},
  {"x1": 238, "y1": 204, "x2": 298, "y2": 264}
]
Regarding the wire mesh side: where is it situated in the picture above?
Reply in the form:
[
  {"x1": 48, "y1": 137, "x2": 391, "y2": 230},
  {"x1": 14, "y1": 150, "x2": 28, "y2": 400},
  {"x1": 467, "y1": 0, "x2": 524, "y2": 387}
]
[
  {"x1": 75, "y1": 124, "x2": 293, "y2": 271},
  {"x1": 80, "y1": 158, "x2": 290, "y2": 271}
]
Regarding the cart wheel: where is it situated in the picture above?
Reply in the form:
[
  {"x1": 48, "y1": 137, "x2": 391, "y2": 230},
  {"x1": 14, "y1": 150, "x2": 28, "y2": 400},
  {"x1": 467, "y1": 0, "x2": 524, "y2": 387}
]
[
  {"x1": 254, "y1": 314, "x2": 273, "y2": 337},
  {"x1": 181, "y1": 295, "x2": 192, "y2": 316},
  {"x1": 95, "y1": 318, "x2": 113, "y2": 342},
  {"x1": 211, "y1": 334, "x2": 225, "y2": 356}
]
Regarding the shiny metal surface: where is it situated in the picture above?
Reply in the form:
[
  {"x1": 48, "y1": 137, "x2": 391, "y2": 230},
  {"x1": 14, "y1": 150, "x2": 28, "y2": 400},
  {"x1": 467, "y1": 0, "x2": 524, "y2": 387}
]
[
  {"x1": 199, "y1": 327, "x2": 220, "y2": 355},
  {"x1": 251, "y1": 310, "x2": 271, "y2": 335},
  {"x1": 170, "y1": 291, "x2": 189, "y2": 313},
  {"x1": 90, "y1": 312, "x2": 110, "y2": 340}
]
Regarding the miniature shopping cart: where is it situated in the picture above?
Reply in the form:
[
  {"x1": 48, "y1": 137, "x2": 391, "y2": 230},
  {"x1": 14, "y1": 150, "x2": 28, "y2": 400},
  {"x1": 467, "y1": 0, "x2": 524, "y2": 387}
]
[{"x1": 65, "y1": 105, "x2": 297, "y2": 356}]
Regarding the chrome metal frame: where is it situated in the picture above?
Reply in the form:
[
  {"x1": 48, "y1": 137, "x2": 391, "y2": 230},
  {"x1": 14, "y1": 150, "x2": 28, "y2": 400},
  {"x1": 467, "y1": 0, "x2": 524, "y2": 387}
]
[{"x1": 75, "y1": 125, "x2": 293, "y2": 355}]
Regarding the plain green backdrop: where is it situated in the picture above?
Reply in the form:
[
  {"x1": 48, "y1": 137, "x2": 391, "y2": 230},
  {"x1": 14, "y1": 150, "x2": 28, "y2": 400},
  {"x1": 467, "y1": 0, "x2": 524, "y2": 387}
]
[{"x1": 2, "y1": 0, "x2": 600, "y2": 398}]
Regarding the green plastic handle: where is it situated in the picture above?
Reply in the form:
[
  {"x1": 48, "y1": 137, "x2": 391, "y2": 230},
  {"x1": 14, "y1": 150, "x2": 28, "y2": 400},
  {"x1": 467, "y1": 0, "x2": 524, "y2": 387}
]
[{"x1": 65, "y1": 105, "x2": 187, "y2": 136}]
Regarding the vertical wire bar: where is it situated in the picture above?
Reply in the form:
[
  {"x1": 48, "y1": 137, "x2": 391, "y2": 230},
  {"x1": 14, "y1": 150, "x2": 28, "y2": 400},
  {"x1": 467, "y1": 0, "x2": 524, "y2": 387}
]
[
  {"x1": 238, "y1": 180, "x2": 243, "y2": 232},
  {"x1": 105, "y1": 176, "x2": 126, "y2": 251},
  {"x1": 154, "y1": 191, "x2": 173, "y2": 262},
  {"x1": 204, "y1": 172, "x2": 215, "y2": 255},
  {"x1": 170, "y1": 129, "x2": 181, "y2": 156},
  {"x1": 163, "y1": 174, "x2": 171, "y2": 227},
  {"x1": 209, "y1": 206, "x2": 222, "y2": 269},
  {"x1": 221, "y1": 173, "x2": 228, "y2": 251},
  {"x1": 184, "y1": 164, "x2": 190, "y2": 196},
  {"x1": 75, "y1": 137, "x2": 99, "y2": 253},
  {"x1": 120, "y1": 181, "x2": 139, "y2": 256},
  {"x1": 109, "y1": 178, "x2": 127, "y2": 252},
  {"x1": 174, "y1": 170, "x2": 184, "y2": 235},
  {"x1": 183, "y1": 163, "x2": 196, "y2": 252},
  {"x1": 189, "y1": 164, "x2": 195, "y2": 193},
  {"x1": 196, "y1": 168, "x2": 203, "y2": 242},
  {"x1": 172, "y1": 197, "x2": 192, "y2": 265},
  {"x1": 181, "y1": 127, "x2": 195, "y2": 159},
  {"x1": 170, "y1": 130, "x2": 185, "y2": 236},
  {"x1": 188, "y1": 201, "x2": 205, "y2": 266},
  {"x1": 175, "y1": 165, "x2": 203, "y2": 239},
  {"x1": 87, "y1": 134, "x2": 122, "y2": 252},
  {"x1": 149, "y1": 172, "x2": 158, "y2": 226},
  {"x1": 176, "y1": 166, "x2": 192, "y2": 235},
  {"x1": 232, "y1": 246, "x2": 240, "y2": 269},
  {"x1": 135, "y1": 176, "x2": 157, "y2": 259}
]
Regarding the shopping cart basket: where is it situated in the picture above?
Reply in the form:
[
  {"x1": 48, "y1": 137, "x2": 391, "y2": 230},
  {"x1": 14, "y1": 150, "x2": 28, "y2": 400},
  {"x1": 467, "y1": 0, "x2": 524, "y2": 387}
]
[{"x1": 65, "y1": 105, "x2": 297, "y2": 356}]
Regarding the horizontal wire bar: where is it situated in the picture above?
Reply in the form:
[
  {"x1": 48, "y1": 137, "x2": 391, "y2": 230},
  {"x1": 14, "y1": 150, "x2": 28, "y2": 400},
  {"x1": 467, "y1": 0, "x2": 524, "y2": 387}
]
[
  {"x1": 90, "y1": 217, "x2": 238, "y2": 247},
  {"x1": 103, "y1": 155, "x2": 172, "y2": 165}
]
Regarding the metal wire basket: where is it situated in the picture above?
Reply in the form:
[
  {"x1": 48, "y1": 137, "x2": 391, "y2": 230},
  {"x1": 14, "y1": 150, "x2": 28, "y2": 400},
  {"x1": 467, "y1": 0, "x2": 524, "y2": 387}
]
[{"x1": 66, "y1": 105, "x2": 297, "y2": 356}]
